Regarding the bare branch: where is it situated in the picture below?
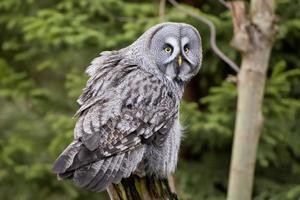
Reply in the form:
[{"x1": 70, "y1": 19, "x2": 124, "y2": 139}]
[
  {"x1": 159, "y1": 0, "x2": 167, "y2": 22},
  {"x1": 168, "y1": 0, "x2": 240, "y2": 73},
  {"x1": 217, "y1": 0, "x2": 231, "y2": 9},
  {"x1": 229, "y1": 1, "x2": 252, "y2": 52},
  {"x1": 230, "y1": 1, "x2": 248, "y2": 34}
]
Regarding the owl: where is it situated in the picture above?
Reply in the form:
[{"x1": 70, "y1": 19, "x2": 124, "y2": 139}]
[{"x1": 52, "y1": 22, "x2": 202, "y2": 192}]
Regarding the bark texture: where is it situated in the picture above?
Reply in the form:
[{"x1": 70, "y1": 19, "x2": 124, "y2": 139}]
[
  {"x1": 107, "y1": 175, "x2": 178, "y2": 200},
  {"x1": 227, "y1": 1, "x2": 277, "y2": 200}
]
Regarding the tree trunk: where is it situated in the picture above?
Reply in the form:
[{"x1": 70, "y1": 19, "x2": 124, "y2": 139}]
[
  {"x1": 227, "y1": 1, "x2": 277, "y2": 200},
  {"x1": 106, "y1": 175, "x2": 178, "y2": 200}
]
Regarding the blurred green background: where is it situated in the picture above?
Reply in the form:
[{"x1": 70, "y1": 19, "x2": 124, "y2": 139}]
[{"x1": 0, "y1": 0, "x2": 300, "y2": 199}]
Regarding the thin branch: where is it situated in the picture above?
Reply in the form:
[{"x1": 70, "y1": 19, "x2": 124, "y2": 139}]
[
  {"x1": 168, "y1": 0, "x2": 240, "y2": 73},
  {"x1": 159, "y1": 0, "x2": 167, "y2": 22},
  {"x1": 217, "y1": 0, "x2": 231, "y2": 9}
]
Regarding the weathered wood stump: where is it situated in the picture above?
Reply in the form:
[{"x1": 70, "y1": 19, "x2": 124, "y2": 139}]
[{"x1": 107, "y1": 175, "x2": 178, "y2": 200}]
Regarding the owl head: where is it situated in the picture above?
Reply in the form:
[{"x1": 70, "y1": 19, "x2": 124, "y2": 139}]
[{"x1": 143, "y1": 22, "x2": 202, "y2": 83}]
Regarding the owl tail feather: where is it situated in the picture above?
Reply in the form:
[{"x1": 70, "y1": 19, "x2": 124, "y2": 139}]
[
  {"x1": 52, "y1": 142, "x2": 145, "y2": 192},
  {"x1": 72, "y1": 149, "x2": 144, "y2": 192},
  {"x1": 52, "y1": 140, "x2": 82, "y2": 175}
]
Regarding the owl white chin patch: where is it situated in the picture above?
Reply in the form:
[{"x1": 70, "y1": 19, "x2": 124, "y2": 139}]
[{"x1": 165, "y1": 62, "x2": 178, "y2": 80}]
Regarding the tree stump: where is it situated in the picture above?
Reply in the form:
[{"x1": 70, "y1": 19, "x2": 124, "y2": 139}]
[{"x1": 107, "y1": 175, "x2": 178, "y2": 200}]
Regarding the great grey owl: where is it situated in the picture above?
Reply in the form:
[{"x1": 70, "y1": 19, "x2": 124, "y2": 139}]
[{"x1": 52, "y1": 22, "x2": 202, "y2": 192}]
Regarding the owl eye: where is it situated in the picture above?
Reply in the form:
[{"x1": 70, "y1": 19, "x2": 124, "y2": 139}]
[
  {"x1": 164, "y1": 46, "x2": 173, "y2": 53},
  {"x1": 184, "y1": 47, "x2": 190, "y2": 54}
]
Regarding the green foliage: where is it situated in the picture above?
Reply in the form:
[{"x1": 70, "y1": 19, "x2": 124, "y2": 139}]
[
  {"x1": 180, "y1": 60, "x2": 300, "y2": 199},
  {"x1": 0, "y1": 0, "x2": 299, "y2": 199}
]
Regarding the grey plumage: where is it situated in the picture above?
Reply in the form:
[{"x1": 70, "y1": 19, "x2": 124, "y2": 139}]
[{"x1": 52, "y1": 22, "x2": 202, "y2": 192}]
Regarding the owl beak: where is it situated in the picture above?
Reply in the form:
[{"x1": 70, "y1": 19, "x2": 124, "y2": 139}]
[{"x1": 177, "y1": 55, "x2": 183, "y2": 67}]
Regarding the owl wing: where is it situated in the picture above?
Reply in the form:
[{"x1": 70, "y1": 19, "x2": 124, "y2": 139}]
[
  {"x1": 52, "y1": 54, "x2": 178, "y2": 191},
  {"x1": 75, "y1": 78, "x2": 177, "y2": 156}
]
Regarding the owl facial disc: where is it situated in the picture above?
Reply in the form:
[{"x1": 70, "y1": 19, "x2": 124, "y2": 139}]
[{"x1": 148, "y1": 23, "x2": 202, "y2": 83}]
